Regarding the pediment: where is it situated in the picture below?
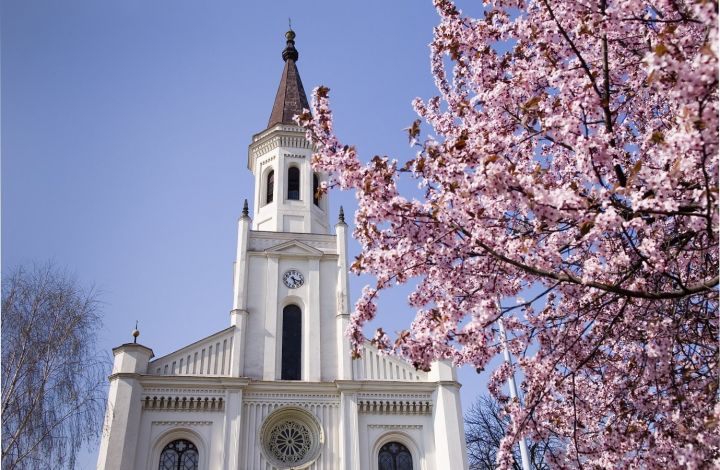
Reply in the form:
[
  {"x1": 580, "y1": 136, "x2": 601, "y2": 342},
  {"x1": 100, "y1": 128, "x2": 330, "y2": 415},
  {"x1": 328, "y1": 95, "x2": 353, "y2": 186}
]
[{"x1": 264, "y1": 240, "x2": 323, "y2": 257}]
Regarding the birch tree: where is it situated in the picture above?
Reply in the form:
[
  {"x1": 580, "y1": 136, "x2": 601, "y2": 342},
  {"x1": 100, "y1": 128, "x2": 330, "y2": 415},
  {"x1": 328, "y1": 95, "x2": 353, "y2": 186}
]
[{"x1": 2, "y1": 264, "x2": 108, "y2": 469}]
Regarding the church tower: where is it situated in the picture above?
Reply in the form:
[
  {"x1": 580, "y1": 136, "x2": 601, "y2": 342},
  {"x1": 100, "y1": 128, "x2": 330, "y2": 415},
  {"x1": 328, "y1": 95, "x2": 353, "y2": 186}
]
[
  {"x1": 248, "y1": 29, "x2": 329, "y2": 235},
  {"x1": 97, "y1": 30, "x2": 468, "y2": 470}
]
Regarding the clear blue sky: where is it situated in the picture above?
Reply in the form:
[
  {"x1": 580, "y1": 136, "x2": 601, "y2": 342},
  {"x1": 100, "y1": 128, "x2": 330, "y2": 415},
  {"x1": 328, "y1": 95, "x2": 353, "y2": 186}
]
[{"x1": 2, "y1": 1, "x2": 492, "y2": 467}]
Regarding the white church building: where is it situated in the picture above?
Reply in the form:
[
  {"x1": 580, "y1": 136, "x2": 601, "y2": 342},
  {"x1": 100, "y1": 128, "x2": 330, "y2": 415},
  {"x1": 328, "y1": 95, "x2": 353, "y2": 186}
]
[{"x1": 97, "y1": 30, "x2": 469, "y2": 470}]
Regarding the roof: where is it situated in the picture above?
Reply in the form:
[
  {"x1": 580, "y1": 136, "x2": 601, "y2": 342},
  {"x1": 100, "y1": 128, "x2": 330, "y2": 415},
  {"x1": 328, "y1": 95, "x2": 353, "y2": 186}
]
[{"x1": 267, "y1": 30, "x2": 310, "y2": 128}]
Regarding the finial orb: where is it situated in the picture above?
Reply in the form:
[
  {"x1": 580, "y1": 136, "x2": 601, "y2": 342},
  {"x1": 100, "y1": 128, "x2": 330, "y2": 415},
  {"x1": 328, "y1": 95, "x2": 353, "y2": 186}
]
[
  {"x1": 282, "y1": 28, "x2": 299, "y2": 62},
  {"x1": 132, "y1": 321, "x2": 140, "y2": 343}
]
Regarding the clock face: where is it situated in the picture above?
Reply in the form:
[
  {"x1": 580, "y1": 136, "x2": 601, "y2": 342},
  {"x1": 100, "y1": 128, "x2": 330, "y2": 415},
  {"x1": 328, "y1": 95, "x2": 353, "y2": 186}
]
[{"x1": 282, "y1": 269, "x2": 304, "y2": 289}]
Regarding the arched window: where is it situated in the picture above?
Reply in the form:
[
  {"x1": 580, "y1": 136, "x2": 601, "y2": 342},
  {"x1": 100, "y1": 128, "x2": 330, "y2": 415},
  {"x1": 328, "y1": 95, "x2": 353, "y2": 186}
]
[
  {"x1": 159, "y1": 439, "x2": 199, "y2": 470},
  {"x1": 378, "y1": 442, "x2": 413, "y2": 470},
  {"x1": 266, "y1": 170, "x2": 274, "y2": 204},
  {"x1": 281, "y1": 304, "x2": 302, "y2": 380},
  {"x1": 288, "y1": 167, "x2": 300, "y2": 200},
  {"x1": 313, "y1": 173, "x2": 320, "y2": 206}
]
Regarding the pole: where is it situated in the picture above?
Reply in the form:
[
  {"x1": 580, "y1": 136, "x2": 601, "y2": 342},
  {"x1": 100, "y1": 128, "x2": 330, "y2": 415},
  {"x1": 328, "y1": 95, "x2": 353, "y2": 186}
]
[{"x1": 498, "y1": 312, "x2": 532, "y2": 470}]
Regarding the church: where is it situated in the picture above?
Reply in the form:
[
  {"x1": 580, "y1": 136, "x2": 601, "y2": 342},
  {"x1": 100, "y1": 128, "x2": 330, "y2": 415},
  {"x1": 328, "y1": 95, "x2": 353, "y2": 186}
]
[{"x1": 96, "y1": 30, "x2": 468, "y2": 470}]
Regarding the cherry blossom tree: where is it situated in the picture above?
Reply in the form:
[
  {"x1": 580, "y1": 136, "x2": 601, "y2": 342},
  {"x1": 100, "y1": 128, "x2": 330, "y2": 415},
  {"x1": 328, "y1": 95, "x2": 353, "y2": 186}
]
[{"x1": 299, "y1": 0, "x2": 718, "y2": 467}]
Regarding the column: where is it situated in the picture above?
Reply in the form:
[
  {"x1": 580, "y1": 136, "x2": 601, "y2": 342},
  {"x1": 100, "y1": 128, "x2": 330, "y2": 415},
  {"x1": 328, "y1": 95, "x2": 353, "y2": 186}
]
[
  {"x1": 335, "y1": 210, "x2": 352, "y2": 380},
  {"x1": 230, "y1": 204, "x2": 251, "y2": 377},
  {"x1": 96, "y1": 343, "x2": 154, "y2": 470}
]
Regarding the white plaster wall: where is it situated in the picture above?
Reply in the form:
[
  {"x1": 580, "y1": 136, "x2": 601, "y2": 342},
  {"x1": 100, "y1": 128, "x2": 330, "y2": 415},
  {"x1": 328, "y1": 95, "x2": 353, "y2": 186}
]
[
  {"x1": 276, "y1": 257, "x2": 311, "y2": 380},
  {"x1": 319, "y1": 259, "x2": 338, "y2": 381},
  {"x1": 124, "y1": 383, "x2": 464, "y2": 470},
  {"x1": 242, "y1": 248, "x2": 339, "y2": 382},
  {"x1": 358, "y1": 413, "x2": 436, "y2": 470},
  {"x1": 238, "y1": 395, "x2": 341, "y2": 470},
  {"x1": 254, "y1": 149, "x2": 280, "y2": 230},
  {"x1": 135, "y1": 409, "x2": 224, "y2": 470},
  {"x1": 243, "y1": 255, "x2": 268, "y2": 379},
  {"x1": 250, "y1": 132, "x2": 329, "y2": 235}
]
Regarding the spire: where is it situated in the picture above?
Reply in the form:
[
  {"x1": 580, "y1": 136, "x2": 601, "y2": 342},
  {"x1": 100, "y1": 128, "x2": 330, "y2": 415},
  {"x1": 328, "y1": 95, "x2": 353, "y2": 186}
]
[
  {"x1": 242, "y1": 199, "x2": 249, "y2": 218},
  {"x1": 267, "y1": 28, "x2": 310, "y2": 128}
]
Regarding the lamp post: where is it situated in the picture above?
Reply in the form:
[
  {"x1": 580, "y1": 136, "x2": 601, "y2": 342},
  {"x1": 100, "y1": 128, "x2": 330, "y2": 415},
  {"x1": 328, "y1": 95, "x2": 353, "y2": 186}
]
[{"x1": 497, "y1": 304, "x2": 532, "y2": 470}]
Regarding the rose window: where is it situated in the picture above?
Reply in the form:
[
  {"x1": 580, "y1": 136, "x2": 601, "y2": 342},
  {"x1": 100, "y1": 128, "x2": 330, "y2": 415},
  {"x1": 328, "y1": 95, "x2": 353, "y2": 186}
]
[
  {"x1": 260, "y1": 407, "x2": 323, "y2": 469},
  {"x1": 268, "y1": 420, "x2": 312, "y2": 463}
]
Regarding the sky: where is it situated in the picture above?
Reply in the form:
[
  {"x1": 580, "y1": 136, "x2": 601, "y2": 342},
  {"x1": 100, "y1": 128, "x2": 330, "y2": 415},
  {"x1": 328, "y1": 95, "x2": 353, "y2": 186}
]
[{"x1": 3, "y1": 1, "x2": 496, "y2": 467}]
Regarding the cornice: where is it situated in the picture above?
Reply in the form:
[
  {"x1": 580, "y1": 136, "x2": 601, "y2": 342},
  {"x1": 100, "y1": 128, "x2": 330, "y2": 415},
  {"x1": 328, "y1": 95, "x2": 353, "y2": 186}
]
[
  {"x1": 334, "y1": 380, "x2": 439, "y2": 393},
  {"x1": 249, "y1": 230, "x2": 336, "y2": 244},
  {"x1": 139, "y1": 375, "x2": 251, "y2": 389},
  {"x1": 247, "y1": 127, "x2": 313, "y2": 172},
  {"x1": 247, "y1": 380, "x2": 338, "y2": 394},
  {"x1": 112, "y1": 343, "x2": 154, "y2": 357}
]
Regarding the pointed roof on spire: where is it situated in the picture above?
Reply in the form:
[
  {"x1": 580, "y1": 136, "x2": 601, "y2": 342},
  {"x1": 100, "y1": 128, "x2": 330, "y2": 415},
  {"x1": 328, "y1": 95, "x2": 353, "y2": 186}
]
[{"x1": 267, "y1": 29, "x2": 310, "y2": 128}]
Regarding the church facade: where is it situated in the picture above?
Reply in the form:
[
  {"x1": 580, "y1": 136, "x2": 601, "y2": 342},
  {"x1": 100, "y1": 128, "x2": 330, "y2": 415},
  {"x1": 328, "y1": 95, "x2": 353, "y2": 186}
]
[{"x1": 96, "y1": 30, "x2": 468, "y2": 470}]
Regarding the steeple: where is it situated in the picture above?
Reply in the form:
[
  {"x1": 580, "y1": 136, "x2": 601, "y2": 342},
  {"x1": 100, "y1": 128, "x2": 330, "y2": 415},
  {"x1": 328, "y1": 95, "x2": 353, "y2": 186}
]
[
  {"x1": 249, "y1": 29, "x2": 329, "y2": 235},
  {"x1": 267, "y1": 29, "x2": 310, "y2": 128}
]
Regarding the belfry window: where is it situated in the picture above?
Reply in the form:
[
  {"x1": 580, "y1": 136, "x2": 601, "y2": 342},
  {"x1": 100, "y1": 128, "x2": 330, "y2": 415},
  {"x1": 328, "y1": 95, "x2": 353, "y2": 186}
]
[
  {"x1": 159, "y1": 439, "x2": 199, "y2": 470},
  {"x1": 288, "y1": 167, "x2": 300, "y2": 200},
  {"x1": 313, "y1": 173, "x2": 320, "y2": 206},
  {"x1": 378, "y1": 442, "x2": 413, "y2": 470},
  {"x1": 281, "y1": 304, "x2": 302, "y2": 380},
  {"x1": 266, "y1": 170, "x2": 274, "y2": 204}
]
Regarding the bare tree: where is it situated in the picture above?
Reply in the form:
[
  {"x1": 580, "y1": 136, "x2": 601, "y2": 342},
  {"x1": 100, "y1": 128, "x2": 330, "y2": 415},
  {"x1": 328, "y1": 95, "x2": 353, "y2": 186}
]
[
  {"x1": 1, "y1": 264, "x2": 109, "y2": 470},
  {"x1": 466, "y1": 395, "x2": 558, "y2": 470}
]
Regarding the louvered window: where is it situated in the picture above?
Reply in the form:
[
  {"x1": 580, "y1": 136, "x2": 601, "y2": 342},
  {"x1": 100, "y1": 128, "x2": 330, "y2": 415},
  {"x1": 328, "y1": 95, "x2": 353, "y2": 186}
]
[{"x1": 288, "y1": 167, "x2": 300, "y2": 200}]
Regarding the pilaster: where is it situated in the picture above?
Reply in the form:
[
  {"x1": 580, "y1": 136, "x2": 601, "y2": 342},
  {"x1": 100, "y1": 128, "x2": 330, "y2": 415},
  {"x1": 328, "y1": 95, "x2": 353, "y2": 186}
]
[
  {"x1": 230, "y1": 309, "x2": 248, "y2": 377},
  {"x1": 306, "y1": 257, "x2": 321, "y2": 381},
  {"x1": 263, "y1": 256, "x2": 279, "y2": 380},
  {"x1": 222, "y1": 389, "x2": 244, "y2": 469},
  {"x1": 339, "y1": 391, "x2": 361, "y2": 470},
  {"x1": 430, "y1": 360, "x2": 469, "y2": 470}
]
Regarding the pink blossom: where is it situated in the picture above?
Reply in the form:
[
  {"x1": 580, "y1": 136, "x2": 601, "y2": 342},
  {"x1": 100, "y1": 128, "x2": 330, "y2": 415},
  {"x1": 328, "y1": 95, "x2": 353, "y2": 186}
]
[{"x1": 298, "y1": 1, "x2": 718, "y2": 467}]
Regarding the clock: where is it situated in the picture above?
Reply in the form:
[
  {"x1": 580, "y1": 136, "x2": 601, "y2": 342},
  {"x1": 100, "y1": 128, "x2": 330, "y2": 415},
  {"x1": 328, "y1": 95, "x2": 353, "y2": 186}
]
[{"x1": 282, "y1": 269, "x2": 304, "y2": 289}]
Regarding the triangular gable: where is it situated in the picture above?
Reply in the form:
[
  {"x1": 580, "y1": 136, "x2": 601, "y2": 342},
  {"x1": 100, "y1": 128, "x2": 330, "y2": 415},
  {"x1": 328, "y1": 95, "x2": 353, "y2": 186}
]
[
  {"x1": 148, "y1": 326, "x2": 235, "y2": 376},
  {"x1": 264, "y1": 240, "x2": 324, "y2": 257},
  {"x1": 352, "y1": 343, "x2": 429, "y2": 382}
]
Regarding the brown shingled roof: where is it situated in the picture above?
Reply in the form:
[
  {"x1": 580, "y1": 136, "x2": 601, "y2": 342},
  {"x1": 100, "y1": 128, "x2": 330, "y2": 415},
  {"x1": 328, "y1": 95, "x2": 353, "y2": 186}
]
[{"x1": 267, "y1": 30, "x2": 310, "y2": 128}]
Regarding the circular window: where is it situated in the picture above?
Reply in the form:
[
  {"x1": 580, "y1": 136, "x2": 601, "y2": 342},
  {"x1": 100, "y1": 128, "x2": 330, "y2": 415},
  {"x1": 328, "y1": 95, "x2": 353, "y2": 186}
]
[{"x1": 260, "y1": 407, "x2": 323, "y2": 469}]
